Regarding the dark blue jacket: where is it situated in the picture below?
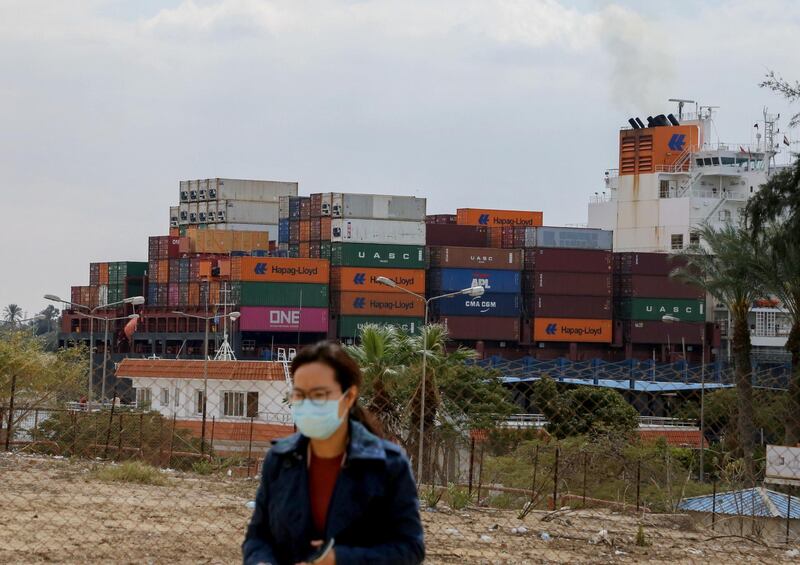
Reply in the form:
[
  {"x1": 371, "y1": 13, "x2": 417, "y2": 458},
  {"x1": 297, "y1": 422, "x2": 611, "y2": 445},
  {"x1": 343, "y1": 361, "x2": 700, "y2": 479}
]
[{"x1": 242, "y1": 420, "x2": 425, "y2": 565}]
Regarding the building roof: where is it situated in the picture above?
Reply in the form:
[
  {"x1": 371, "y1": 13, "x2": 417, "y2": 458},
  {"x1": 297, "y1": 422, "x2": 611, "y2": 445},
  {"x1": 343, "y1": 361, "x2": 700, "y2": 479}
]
[
  {"x1": 116, "y1": 358, "x2": 286, "y2": 381},
  {"x1": 638, "y1": 428, "x2": 707, "y2": 448},
  {"x1": 678, "y1": 487, "x2": 800, "y2": 519},
  {"x1": 500, "y1": 375, "x2": 731, "y2": 393}
]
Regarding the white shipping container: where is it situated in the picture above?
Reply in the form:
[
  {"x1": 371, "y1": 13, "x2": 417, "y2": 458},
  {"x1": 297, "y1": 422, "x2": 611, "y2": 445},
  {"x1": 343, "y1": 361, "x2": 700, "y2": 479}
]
[
  {"x1": 330, "y1": 193, "x2": 426, "y2": 221},
  {"x1": 321, "y1": 193, "x2": 333, "y2": 216},
  {"x1": 188, "y1": 202, "x2": 199, "y2": 224},
  {"x1": 207, "y1": 201, "x2": 218, "y2": 223},
  {"x1": 219, "y1": 200, "x2": 280, "y2": 225},
  {"x1": 524, "y1": 226, "x2": 613, "y2": 250},
  {"x1": 179, "y1": 181, "x2": 190, "y2": 203},
  {"x1": 98, "y1": 285, "x2": 109, "y2": 307},
  {"x1": 330, "y1": 219, "x2": 426, "y2": 245},
  {"x1": 178, "y1": 203, "x2": 190, "y2": 225},
  {"x1": 169, "y1": 206, "x2": 180, "y2": 227},
  {"x1": 199, "y1": 179, "x2": 209, "y2": 201},
  {"x1": 198, "y1": 201, "x2": 209, "y2": 224},
  {"x1": 188, "y1": 180, "x2": 199, "y2": 201},
  {"x1": 279, "y1": 195, "x2": 290, "y2": 220},
  {"x1": 207, "y1": 179, "x2": 298, "y2": 203}
]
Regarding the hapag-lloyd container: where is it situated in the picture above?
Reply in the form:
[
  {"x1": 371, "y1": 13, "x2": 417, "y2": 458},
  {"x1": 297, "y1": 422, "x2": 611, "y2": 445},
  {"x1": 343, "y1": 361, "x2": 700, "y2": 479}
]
[
  {"x1": 239, "y1": 282, "x2": 329, "y2": 308},
  {"x1": 456, "y1": 208, "x2": 543, "y2": 228},
  {"x1": 533, "y1": 318, "x2": 613, "y2": 343},
  {"x1": 331, "y1": 267, "x2": 426, "y2": 293},
  {"x1": 531, "y1": 295, "x2": 612, "y2": 319},
  {"x1": 438, "y1": 316, "x2": 520, "y2": 341},
  {"x1": 626, "y1": 321, "x2": 704, "y2": 344},
  {"x1": 521, "y1": 226, "x2": 613, "y2": 250},
  {"x1": 524, "y1": 248, "x2": 612, "y2": 273},
  {"x1": 428, "y1": 268, "x2": 521, "y2": 294},
  {"x1": 329, "y1": 193, "x2": 426, "y2": 221},
  {"x1": 239, "y1": 307, "x2": 329, "y2": 332},
  {"x1": 237, "y1": 257, "x2": 329, "y2": 284},
  {"x1": 330, "y1": 243, "x2": 425, "y2": 269},
  {"x1": 434, "y1": 293, "x2": 521, "y2": 317},
  {"x1": 336, "y1": 292, "x2": 424, "y2": 317},
  {"x1": 428, "y1": 246, "x2": 523, "y2": 271},
  {"x1": 617, "y1": 298, "x2": 705, "y2": 322},
  {"x1": 529, "y1": 272, "x2": 612, "y2": 297},
  {"x1": 338, "y1": 316, "x2": 423, "y2": 337},
  {"x1": 616, "y1": 274, "x2": 704, "y2": 300},
  {"x1": 330, "y1": 219, "x2": 426, "y2": 245}
]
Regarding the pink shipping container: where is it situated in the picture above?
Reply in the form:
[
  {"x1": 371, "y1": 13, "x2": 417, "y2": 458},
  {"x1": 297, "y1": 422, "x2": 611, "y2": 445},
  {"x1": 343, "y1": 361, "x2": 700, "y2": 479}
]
[
  {"x1": 239, "y1": 306, "x2": 329, "y2": 332},
  {"x1": 524, "y1": 248, "x2": 612, "y2": 273},
  {"x1": 168, "y1": 283, "x2": 179, "y2": 306}
]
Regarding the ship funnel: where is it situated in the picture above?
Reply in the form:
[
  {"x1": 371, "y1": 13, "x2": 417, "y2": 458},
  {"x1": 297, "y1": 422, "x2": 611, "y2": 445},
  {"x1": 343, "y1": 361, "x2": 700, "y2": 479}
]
[
  {"x1": 646, "y1": 116, "x2": 655, "y2": 127},
  {"x1": 667, "y1": 114, "x2": 680, "y2": 126},
  {"x1": 635, "y1": 117, "x2": 645, "y2": 129},
  {"x1": 654, "y1": 114, "x2": 670, "y2": 127},
  {"x1": 628, "y1": 118, "x2": 641, "y2": 130}
]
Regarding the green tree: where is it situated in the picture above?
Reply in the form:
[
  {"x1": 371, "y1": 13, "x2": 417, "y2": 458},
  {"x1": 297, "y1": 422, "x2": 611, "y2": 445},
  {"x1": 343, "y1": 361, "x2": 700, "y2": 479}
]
[
  {"x1": 3, "y1": 304, "x2": 23, "y2": 326},
  {"x1": 760, "y1": 70, "x2": 800, "y2": 127},
  {"x1": 672, "y1": 223, "x2": 764, "y2": 476}
]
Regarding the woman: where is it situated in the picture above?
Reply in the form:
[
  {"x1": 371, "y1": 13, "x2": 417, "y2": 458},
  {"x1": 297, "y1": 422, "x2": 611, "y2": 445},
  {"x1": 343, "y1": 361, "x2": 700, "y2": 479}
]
[{"x1": 243, "y1": 340, "x2": 425, "y2": 565}]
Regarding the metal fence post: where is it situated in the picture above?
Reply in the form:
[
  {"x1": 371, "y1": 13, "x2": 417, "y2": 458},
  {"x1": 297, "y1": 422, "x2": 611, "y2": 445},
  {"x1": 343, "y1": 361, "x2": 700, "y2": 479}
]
[
  {"x1": 467, "y1": 436, "x2": 475, "y2": 496},
  {"x1": 552, "y1": 445, "x2": 560, "y2": 510},
  {"x1": 530, "y1": 444, "x2": 540, "y2": 507},
  {"x1": 787, "y1": 488, "x2": 792, "y2": 545},
  {"x1": 138, "y1": 412, "x2": 144, "y2": 457},
  {"x1": 476, "y1": 442, "x2": 485, "y2": 506},
  {"x1": 582, "y1": 451, "x2": 588, "y2": 507},
  {"x1": 636, "y1": 459, "x2": 641, "y2": 511},
  {"x1": 117, "y1": 413, "x2": 123, "y2": 461},
  {"x1": 247, "y1": 417, "x2": 255, "y2": 478},
  {"x1": 5, "y1": 373, "x2": 17, "y2": 451},
  {"x1": 712, "y1": 479, "x2": 717, "y2": 531},
  {"x1": 158, "y1": 417, "x2": 165, "y2": 467},
  {"x1": 167, "y1": 413, "x2": 177, "y2": 468},
  {"x1": 210, "y1": 416, "x2": 216, "y2": 454}
]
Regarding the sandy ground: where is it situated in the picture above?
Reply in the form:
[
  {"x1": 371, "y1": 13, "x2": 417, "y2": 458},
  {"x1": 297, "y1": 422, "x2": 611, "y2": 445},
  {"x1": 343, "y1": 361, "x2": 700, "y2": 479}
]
[{"x1": 1, "y1": 453, "x2": 797, "y2": 564}]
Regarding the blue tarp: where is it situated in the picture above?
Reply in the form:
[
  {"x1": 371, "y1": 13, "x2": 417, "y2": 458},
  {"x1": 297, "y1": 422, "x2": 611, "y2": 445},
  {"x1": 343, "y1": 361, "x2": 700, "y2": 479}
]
[
  {"x1": 678, "y1": 487, "x2": 800, "y2": 519},
  {"x1": 500, "y1": 375, "x2": 732, "y2": 393}
]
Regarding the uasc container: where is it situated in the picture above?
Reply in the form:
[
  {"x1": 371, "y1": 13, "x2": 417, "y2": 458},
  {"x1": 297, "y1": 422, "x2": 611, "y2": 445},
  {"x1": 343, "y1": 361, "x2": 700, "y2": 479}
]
[
  {"x1": 428, "y1": 246, "x2": 523, "y2": 271},
  {"x1": 330, "y1": 243, "x2": 425, "y2": 269},
  {"x1": 616, "y1": 297, "x2": 705, "y2": 322}
]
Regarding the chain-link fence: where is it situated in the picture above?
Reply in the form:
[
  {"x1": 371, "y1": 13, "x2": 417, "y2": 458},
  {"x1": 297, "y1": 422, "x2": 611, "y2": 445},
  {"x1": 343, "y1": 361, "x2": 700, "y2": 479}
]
[{"x1": 3, "y1": 337, "x2": 800, "y2": 563}]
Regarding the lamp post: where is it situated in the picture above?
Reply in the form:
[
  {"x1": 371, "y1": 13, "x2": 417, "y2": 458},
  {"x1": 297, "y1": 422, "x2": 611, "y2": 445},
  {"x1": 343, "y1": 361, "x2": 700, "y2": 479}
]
[
  {"x1": 376, "y1": 275, "x2": 485, "y2": 483},
  {"x1": 663, "y1": 314, "x2": 706, "y2": 481},
  {"x1": 74, "y1": 312, "x2": 139, "y2": 401},
  {"x1": 173, "y1": 310, "x2": 240, "y2": 454},
  {"x1": 45, "y1": 294, "x2": 144, "y2": 409}
]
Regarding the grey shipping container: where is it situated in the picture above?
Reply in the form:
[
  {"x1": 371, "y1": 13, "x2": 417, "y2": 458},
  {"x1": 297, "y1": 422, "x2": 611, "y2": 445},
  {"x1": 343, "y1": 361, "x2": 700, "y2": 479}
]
[
  {"x1": 330, "y1": 193, "x2": 426, "y2": 221},
  {"x1": 330, "y1": 218, "x2": 426, "y2": 245},
  {"x1": 204, "y1": 179, "x2": 298, "y2": 203},
  {"x1": 523, "y1": 226, "x2": 613, "y2": 250}
]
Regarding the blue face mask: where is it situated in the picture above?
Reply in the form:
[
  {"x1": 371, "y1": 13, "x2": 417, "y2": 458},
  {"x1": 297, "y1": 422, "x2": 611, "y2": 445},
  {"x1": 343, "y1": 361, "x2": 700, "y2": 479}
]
[{"x1": 291, "y1": 390, "x2": 349, "y2": 440}]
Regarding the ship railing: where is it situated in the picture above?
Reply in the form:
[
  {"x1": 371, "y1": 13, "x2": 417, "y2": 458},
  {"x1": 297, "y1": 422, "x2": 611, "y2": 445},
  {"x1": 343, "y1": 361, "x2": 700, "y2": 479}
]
[{"x1": 589, "y1": 194, "x2": 612, "y2": 204}]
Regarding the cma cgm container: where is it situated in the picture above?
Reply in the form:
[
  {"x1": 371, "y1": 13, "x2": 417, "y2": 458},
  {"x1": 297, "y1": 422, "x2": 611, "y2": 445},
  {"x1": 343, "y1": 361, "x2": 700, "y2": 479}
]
[
  {"x1": 615, "y1": 275, "x2": 704, "y2": 300},
  {"x1": 428, "y1": 246, "x2": 522, "y2": 271},
  {"x1": 626, "y1": 321, "x2": 704, "y2": 344},
  {"x1": 331, "y1": 267, "x2": 426, "y2": 294},
  {"x1": 239, "y1": 306, "x2": 328, "y2": 332},
  {"x1": 330, "y1": 219, "x2": 426, "y2": 246},
  {"x1": 239, "y1": 282, "x2": 329, "y2": 308},
  {"x1": 616, "y1": 298, "x2": 705, "y2": 322},
  {"x1": 523, "y1": 248, "x2": 612, "y2": 273},
  {"x1": 425, "y1": 224, "x2": 489, "y2": 247},
  {"x1": 439, "y1": 316, "x2": 520, "y2": 341},
  {"x1": 330, "y1": 243, "x2": 425, "y2": 269},
  {"x1": 533, "y1": 318, "x2": 613, "y2": 343},
  {"x1": 527, "y1": 272, "x2": 612, "y2": 297},
  {"x1": 204, "y1": 179, "x2": 298, "y2": 203},
  {"x1": 428, "y1": 268, "x2": 521, "y2": 294},
  {"x1": 521, "y1": 226, "x2": 613, "y2": 250},
  {"x1": 330, "y1": 193, "x2": 426, "y2": 221},
  {"x1": 434, "y1": 293, "x2": 521, "y2": 317},
  {"x1": 615, "y1": 252, "x2": 687, "y2": 276},
  {"x1": 237, "y1": 258, "x2": 329, "y2": 284},
  {"x1": 531, "y1": 295, "x2": 612, "y2": 319},
  {"x1": 456, "y1": 208, "x2": 543, "y2": 228},
  {"x1": 338, "y1": 316, "x2": 423, "y2": 337},
  {"x1": 335, "y1": 292, "x2": 425, "y2": 317}
]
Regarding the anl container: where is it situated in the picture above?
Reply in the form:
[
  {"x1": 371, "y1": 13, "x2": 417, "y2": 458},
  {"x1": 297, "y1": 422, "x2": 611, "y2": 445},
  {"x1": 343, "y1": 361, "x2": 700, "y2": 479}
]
[
  {"x1": 428, "y1": 268, "x2": 521, "y2": 294},
  {"x1": 330, "y1": 193, "x2": 426, "y2": 221},
  {"x1": 337, "y1": 316, "x2": 423, "y2": 337},
  {"x1": 239, "y1": 282, "x2": 329, "y2": 308},
  {"x1": 330, "y1": 219, "x2": 426, "y2": 245},
  {"x1": 428, "y1": 246, "x2": 522, "y2": 271},
  {"x1": 330, "y1": 243, "x2": 425, "y2": 269},
  {"x1": 521, "y1": 226, "x2": 613, "y2": 250},
  {"x1": 434, "y1": 293, "x2": 521, "y2": 317}
]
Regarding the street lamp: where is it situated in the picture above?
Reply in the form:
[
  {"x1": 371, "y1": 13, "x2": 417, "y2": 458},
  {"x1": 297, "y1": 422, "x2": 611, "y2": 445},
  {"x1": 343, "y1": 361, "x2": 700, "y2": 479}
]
[
  {"x1": 46, "y1": 294, "x2": 145, "y2": 408},
  {"x1": 376, "y1": 275, "x2": 485, "y2": 483},
  {"x1": 172, "y1": 310, "x2": 241, "y2": 454},
  {"x1": 74, "y1": 312, "x2": 139, "y2": 401},
  {"x1": 663, "y1": 314, "x2": 706, "y2": 481}
]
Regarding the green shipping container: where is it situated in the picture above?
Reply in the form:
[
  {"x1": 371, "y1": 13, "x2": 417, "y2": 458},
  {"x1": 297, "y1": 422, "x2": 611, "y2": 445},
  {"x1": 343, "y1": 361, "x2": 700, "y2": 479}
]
[
  {"x1": 330, "y1": 243, "x2": 425, "y2": 269},
  {"x1": 320, "y1": 242, "x2": 332, "y2": 260},
  {"x1": 240, "y1": 282, "x2": 329, "y2": 307},
  {"x1": 617, "y1": 298, "x2": 705, "y2": 322},
  {"x1": 125, "y1": 279, "x2": 144, "y2": 299},
  {"x1": 338, "y1": 316, "x2": 424, "y2": 337},
  {"x1": 109, "y1": 261, "x2": 148, "y2": 284}
]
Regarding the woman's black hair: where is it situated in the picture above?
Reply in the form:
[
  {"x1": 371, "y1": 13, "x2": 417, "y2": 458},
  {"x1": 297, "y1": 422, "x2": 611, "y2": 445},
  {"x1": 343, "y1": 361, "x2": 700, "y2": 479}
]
[{"x1": 290, "y1": 340, "x2": 383, "y2": 438}]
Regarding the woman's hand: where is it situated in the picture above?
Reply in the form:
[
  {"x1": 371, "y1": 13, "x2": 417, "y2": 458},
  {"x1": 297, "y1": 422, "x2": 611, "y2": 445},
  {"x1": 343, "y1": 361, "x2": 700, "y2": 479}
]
[{"x1": 295, "y1": 540, "x2": 336, "y2": 565}]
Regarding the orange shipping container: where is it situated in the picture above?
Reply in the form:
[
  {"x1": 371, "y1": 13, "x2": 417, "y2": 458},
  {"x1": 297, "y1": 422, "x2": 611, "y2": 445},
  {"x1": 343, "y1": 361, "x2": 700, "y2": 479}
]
[
  {"x1": 158, "y1": 259, "x2": 170, "y2": 283},
  {"x1": 238, "y1": 257, "x2": 330, "y2": 284},
  {"x1": 337, "y1": 291, "x2": 424, "y2": 316},
  {"x1": 188, "y1": 282, "x2": 200, "y2": 306},
  {"x1": 321, "y1": 217, "x2": 332, "y2": 241},
  {"x1": 332, "y1": 267, "x2": 425, "y2": 294},
  {"x1": 199, "y1": 261, "x2": 212, "y2": 278},
  {"x1": 457, "y1": 208, "x2": 543, "y2": 228},
  {"x1": 230, "y1": 256, "x2": 242, "y2": 281},
  {"x1": 209, "y1": 281, "x2": 220, "y2": 305},
  {"x1": 533, "y1": 318, "x2": 613, "y2": 343},
  {"x1": 218, "y1": 259, "x2": 231, "y2": 277},
  {"x1": 169, "y1": 227, "x2": 180, "y2": 237},
  {"x1": 300, "y1": 220, "x2": 311, "y2": 242},
  {"x1": 299, "y1": 243, "x2": 310, "y2": 258},
  {"x1": 99, "y1": 263, "x2": 109, "y2": 285}
]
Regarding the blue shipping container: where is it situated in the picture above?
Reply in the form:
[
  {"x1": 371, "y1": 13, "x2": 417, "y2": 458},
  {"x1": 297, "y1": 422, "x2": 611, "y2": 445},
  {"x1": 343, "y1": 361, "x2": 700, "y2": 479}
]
[
  {"x1": 434, "y1": 293, "x2": 521, "y2": 317},
  {"x1": 278, "y1": 219, "x2": 290, "y2": 244},
  {"x1": 429, "y1": 268, "x2": 521, "y2": 294}
]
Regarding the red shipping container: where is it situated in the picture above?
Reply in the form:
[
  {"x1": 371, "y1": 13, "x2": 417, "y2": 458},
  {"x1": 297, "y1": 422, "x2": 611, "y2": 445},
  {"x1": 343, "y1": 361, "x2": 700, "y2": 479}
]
[
  {"x1": 438, "y1": 316, "x2": 520, "y2": 341},
  {"x1": 614, "y1": 252, "x2": 687, "y2": 276},
  {"x1": 616, "y1": 274, "x2": 704, "y2": 300},
  {"x1": 626, "y1": 321, "x2": 704, "y2": 344},
  {"x1": 426, "y1": 224, "x2": 488, "y2": 247},
  {"x1": 525, "y1": 248, "x2": 612, "y2": 273},
  {"x1": 530, "y1": 295, "x2": 612, "y2": 319},
  {"x1": 310, "y1": 193, "x2": 323, "y2": 217},
  {"x1": 320, "y1": 217, "x2": 332, "y2": 241},
  {"x1": 425, "y1": 214, "x2": 457, "y2": 225},
  {"x1": 71, "y1": 286, "x2": 81, "y2": 305},
  {"x1": 168, "y1": 283, "x2": 179, "y2": 306},
  {"x1": 529, "y1": 272, "x2": 612, "y2": 297}
]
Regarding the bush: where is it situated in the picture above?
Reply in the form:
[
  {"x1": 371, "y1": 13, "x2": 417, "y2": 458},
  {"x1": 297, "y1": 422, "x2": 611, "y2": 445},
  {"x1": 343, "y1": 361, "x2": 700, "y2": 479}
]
[
  {"x1": 94, "y1": 461, "x2": 168, "y2": 486},
  {"x1": 447, "y1": 483, "x2": 472, "y2": 510}
]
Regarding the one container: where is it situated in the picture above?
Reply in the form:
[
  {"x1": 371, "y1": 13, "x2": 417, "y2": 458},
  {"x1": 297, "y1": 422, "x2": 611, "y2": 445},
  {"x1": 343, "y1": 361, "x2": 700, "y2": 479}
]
[
  {"x1": 616, "y1": 298, "x2": 705, "y2": 322},
  {"x1": 337, "y1": 316, "x2": 424, "y2": 337},
  {"x1": 425, "y1": 224, "x2": 489, "y2": 247},
  {"x1": 531, "y1": 295, "x2": 612, "y2": 319},
  {"x1": 532, "y1": 318, "x2": 613, "y2": 343},
  {"x1": 456, "y1": 208, "x2": 543, "y2": 228},
  {"x1": 528, "y1": 272, "x2": 612, "y2": 297},
  {"x1": 438, "y1": 316, "x2": 520, "y2": 341},
  {"x1": 434, "y1": 293, "x2": 521, "y2": 317},
  {"x1": 330, "y1": 219, "x2": 426, "y2": 246},
  {"x1": 217, "y1": 200, "x2": 280, "y2": 225},
  {"x1": 428, "y1": 246, "x2": 523, "y2": 271},
  {"x1": 331, "y1": 267, "x2": 426, "y2": 294},
  {"x1": 616, "y1": 274, "x2": 704, "y2": 300},
  {"x1": 524, "y1": 248, "x2": 612, "y2": 273},
  {"x1": 330, "y1": 193, "x2": 426, "y2": 221},
  {"x1": 239, "y1": 306, "x2": 329, "y2": 332},
  {"x1": 206, "y1": 179, "x2": 298, "y2": 203},
  {"x1": 522, "y1": 226, "x2": 613, "y2": 250},
  {"x1": 626, "y1": 321, "x2": 704, "y2": 344},
  {"x1": 428, "y1": 268, "x2": 521, "y2": 294},
  {"x1": 239, "y1": 282, "x2": 329, "y2": 308},
  {"x1": 615, "y1": 252, "x2": 687, "y2": 276},
  {"x1": 237, "y1": 257, "x2": 329, "y2": 284},
  {"x1": 336, "y1": 292, "x2": 425, "y2": 317},
  {"x1": 330, "y1": 243, "x2": 425, "y2": 269}
]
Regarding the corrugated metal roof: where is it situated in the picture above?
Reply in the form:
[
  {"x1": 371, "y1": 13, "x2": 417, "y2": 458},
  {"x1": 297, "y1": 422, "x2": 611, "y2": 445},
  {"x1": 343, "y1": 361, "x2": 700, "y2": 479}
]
[
  {"x1": 116, "y1": 359, "x2": 285, "y2": 381},
  {"x1": 500, "y1": 375, "x2": 731, "y2": 393},
  {"x1": 638, "y1": 428, "x2": 707, "y2": 448},
  {"x1": 678, "y1": 487, "x2": 800, "y2": 519}
]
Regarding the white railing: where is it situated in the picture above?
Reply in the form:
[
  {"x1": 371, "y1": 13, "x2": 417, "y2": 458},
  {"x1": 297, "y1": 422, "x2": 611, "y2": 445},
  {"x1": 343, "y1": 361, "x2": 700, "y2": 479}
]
[{"x1": 501, "y1": 414, "x2": 698, "y2": 430}]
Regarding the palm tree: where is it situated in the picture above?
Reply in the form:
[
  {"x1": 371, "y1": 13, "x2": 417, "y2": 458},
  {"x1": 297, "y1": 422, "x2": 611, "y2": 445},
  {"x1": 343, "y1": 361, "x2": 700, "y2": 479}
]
[
  {"x1": 3, "y1": 304, "x2": 23, "y2": 326},
  {"x1": 672, "y1": 222, "x2": 764, "y2": 477}
]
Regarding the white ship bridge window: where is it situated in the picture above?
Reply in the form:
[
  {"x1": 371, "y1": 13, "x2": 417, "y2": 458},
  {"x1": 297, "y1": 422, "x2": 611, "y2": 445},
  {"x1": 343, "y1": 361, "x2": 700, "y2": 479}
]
[
  {"x1": 689, "y1": 232, "x2": 700, "y2": 246},
  {"x1": 696, "y1": 159, "x2": 704, "y2": 167},
  {"x1": 671, "y1": 234, "x2": 684, "y2": 250}
]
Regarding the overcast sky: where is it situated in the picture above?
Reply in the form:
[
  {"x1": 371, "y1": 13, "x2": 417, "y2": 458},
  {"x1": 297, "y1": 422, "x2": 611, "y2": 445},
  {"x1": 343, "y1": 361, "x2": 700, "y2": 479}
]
[{"x1": 2, "y1": 0, "x2": 799, "y2": 317}]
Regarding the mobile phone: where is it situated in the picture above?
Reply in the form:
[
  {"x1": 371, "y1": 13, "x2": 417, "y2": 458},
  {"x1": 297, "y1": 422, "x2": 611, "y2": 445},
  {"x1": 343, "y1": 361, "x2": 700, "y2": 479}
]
[{"x1": 306, "y1": 538, "x2": 335, "y2": 564}]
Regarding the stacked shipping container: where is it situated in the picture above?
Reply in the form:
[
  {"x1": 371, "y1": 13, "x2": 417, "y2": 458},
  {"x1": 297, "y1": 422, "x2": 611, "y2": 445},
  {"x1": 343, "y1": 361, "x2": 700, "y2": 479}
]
[{"x1": 73, "y1": 261, "x2": 147, "y2": 310}]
